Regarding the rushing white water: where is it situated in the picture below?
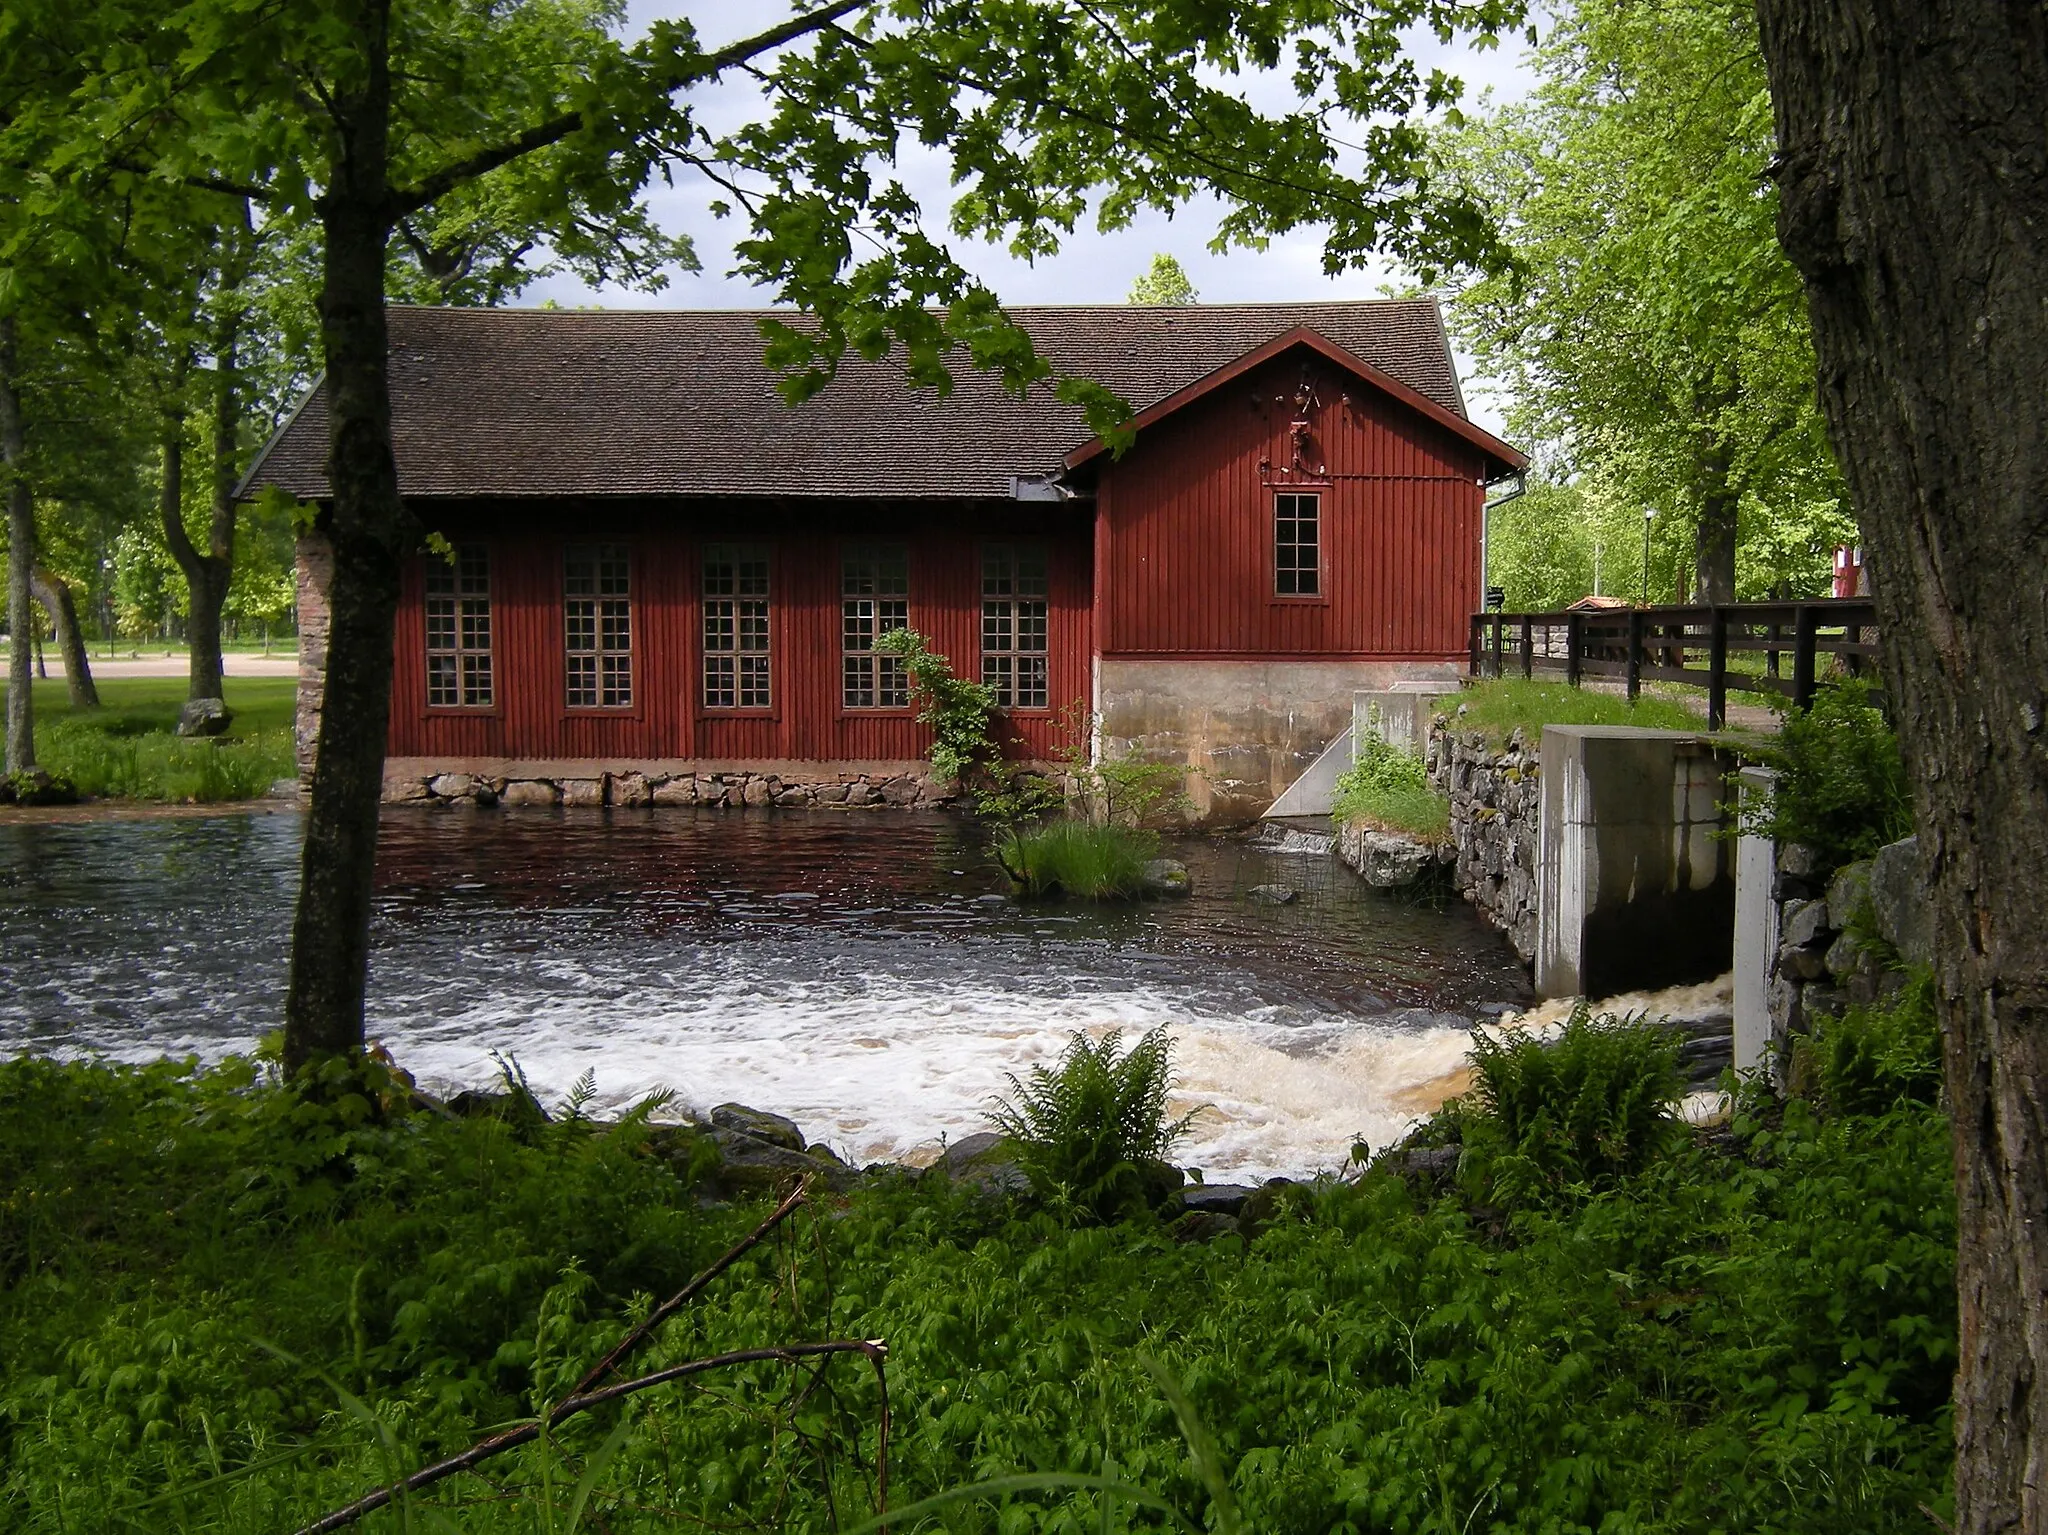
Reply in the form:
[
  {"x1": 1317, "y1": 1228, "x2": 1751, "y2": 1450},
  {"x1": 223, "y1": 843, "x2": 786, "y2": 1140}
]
[{"x1": 0, "y1": 808, "x2": 1533, "y2": 1180}]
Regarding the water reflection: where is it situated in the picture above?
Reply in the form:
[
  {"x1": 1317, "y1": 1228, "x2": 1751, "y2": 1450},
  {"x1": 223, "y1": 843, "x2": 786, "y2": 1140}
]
[{"x1": 0, "y1": 807, "x2": 1531, "y2": 1177}]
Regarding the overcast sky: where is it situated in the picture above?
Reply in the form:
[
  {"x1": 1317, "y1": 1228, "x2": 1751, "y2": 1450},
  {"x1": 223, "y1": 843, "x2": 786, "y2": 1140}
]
[{"x1": 522, "y1": 2, "x2": 1536, "y2": 433}]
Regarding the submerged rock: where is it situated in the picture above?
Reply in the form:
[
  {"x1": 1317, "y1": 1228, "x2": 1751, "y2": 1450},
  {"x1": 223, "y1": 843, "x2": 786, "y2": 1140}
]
[
  {"x1": 1141, "y1": 859, "x2": 1192, "y2": 897},
  {"x1": 1247, "y1": 883, "x2": 1297, "y2": 905}
]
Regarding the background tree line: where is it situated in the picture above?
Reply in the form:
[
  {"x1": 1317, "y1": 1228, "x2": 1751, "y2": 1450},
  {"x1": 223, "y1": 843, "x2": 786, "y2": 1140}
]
[{"x1": 1432, "y1": 0, "x2": 1852, "y2": 610}]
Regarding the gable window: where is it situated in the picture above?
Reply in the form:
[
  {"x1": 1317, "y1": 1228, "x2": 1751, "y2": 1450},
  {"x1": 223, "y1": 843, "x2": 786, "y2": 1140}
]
[
  {"x1": 842, "y1": 545, "x2": 909, "y2": 708},
  {"x1": 565, "y1": 544, "x2": 632, "y2": 708},
  {"x1": 981, "y1": 544, "x2": 1049, "y2": 709},
  {"x1": 704, "y1": 544, "x2": 771, "y2": 709},
  {"x1": 425, "y1": 543, "x2": 493, "y2": 708},
  {"x1": 1274, "y1": 492, "x2": 1321, "y2": 596}
]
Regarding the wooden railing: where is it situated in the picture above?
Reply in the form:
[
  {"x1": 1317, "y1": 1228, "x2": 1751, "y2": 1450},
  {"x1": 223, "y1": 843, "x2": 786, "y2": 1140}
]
[{"x1": 1468, "y1": 598, "x2": 1881, "y2": 729}]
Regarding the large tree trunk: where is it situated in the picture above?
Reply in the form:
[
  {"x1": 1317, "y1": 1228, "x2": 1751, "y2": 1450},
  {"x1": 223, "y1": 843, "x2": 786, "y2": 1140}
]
[
  {"x1": 282, "y1": 0, "x2": 407, "y2": 1073},
  {"x1": 30, "y1": 566, "x2": 96, "y2": 708},
  {"x1": 0, "y1": 316, "x2": 35, "y2": 775},
  {"x1": 1753, "y1": 2, "x2": 2048, "y2": 1529},
  {"x1": 1693, "y1": 447, "x2": 1739, "y2": 604}
]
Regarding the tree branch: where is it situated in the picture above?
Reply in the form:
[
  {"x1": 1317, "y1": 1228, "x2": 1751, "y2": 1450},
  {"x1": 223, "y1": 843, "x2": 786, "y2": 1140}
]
[
  {"x1": 294, "y1": 1338, "x2": 888, "y2": 1535},
  {"x1": 391, "y1": 0, "x2": 878, "y2": 216}
]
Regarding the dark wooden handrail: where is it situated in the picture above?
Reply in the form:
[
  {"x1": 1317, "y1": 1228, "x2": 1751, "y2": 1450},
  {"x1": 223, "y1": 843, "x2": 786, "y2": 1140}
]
[{"x1": 1467, "y1": 598, "x2": 1880, "y2": 727}]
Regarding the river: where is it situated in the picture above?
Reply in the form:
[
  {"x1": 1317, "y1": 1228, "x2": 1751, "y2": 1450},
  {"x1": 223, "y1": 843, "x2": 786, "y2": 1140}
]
[{"x1": 0, "y1": 807, "x2": 1532, "y2": 1179}]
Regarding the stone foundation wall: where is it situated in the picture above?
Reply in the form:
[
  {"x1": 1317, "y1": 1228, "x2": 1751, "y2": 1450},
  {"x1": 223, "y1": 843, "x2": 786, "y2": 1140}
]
[
  {"x1": 1098, "y1": 656, "x2": 1462, "y2": 825},
  {"x1": 380, "y1": 758, "x2": 984, "y2": 810},
  {"x1": 1764, "y1": 835, "x2": 1928, "y2": 1049},
  {"x1": 1426, "y1": 720, "x2": 1540, "y2": 964}
]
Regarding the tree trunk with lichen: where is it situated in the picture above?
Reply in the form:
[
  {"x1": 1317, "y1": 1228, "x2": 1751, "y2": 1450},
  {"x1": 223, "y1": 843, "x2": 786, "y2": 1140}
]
[
  {"x1": 282, "y1": 0, "x2": 411, "y2": 1073},
  {"x1": 1753, "y1": 1, "x2": 2048, "y2": 1528},
  {"x1": 0, "y1": 316, "x2": 35, "y2": 775}
]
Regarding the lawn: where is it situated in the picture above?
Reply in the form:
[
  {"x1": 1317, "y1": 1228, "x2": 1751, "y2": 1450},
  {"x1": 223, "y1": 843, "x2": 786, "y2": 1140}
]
[
  {"x1": 1448, "y1": 677, "x2": 1708, "y2": 744},
  {"x1": 3, "y1": 676, "x2": 297, "y2": 802}
]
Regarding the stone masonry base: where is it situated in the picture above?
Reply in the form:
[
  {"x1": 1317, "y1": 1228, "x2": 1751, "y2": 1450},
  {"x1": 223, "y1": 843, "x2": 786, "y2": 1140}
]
[{"x1": 379, "y1": 758, "x2": 1023, "y2": 810}]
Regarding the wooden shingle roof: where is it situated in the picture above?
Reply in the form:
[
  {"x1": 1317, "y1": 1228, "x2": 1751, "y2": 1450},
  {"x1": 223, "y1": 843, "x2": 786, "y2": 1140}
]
[{"x1": 246, "y1": 299, "x2": 1477, "y2": 502}]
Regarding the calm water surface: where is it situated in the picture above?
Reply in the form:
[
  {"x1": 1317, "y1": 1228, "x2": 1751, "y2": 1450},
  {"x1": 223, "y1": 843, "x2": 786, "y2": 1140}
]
[{"x1": 0, "y1": 808, "x2": 1531, "y2": 1177}]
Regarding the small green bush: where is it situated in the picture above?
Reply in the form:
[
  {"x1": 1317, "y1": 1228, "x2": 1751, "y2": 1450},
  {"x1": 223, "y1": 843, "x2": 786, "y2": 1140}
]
[
  {"x1": 988, "y1": 1027, "x2": 1194, "y2": 1221},
  {"x1": 1331, "y1": 730, "x2": 1450, "y2": 841},
  {"x1": 11, "y1": 676, "x2": 297, "y2": 802},
  {"x1": 873, "y1": 628, "x2": 1000, "y2": 782},
  {"x1": 1741, "y1": 678, "x2": 1912, "y2": 870},
  {"x1": 1811, "y1": 972, "x2": 1942, "y2": 1117},
  {"x1": 1462, "y1": 1006, "x2": 1684, "y2": 1200},
  {"x1": 995, "y1": 819, "x2": 1156, "y2": 899}
]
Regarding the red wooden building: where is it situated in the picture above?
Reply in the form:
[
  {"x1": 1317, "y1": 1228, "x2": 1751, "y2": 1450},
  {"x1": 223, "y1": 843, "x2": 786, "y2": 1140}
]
[{"x1": 249, "y1": 301, "x2": 1523, "y2": 821}]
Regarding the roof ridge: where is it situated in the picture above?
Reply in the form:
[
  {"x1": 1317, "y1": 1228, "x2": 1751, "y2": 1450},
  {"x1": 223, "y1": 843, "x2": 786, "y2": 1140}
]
[{"x1": 386, "y1": 297, "x2": 1443, "y2": 318}]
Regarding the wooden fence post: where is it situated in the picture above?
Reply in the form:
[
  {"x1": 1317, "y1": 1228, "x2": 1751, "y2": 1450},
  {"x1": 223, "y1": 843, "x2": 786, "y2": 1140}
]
[
  {"x1": 1566, "y1": 613, "x2": 1583, "y2": 687},
  {"x1": 1490, "y1": 612, "x2": 1504, "y2": 679},
  {"x1": 1793, "y1": 605, "x2": 1819, "y2": 709},
  {"x1": 1469, "y1": 614, "x2": 1481, "y2": 677},
  {"x1": 1708, "y1": 608, "x2": 1729, "y2": 730},
  {"x1": 1626, "y1": 610, "x2": 1645, "y2": 703},
  {"x1": 1519, "y1": 615, "x2": 1533, "y2": 679}
]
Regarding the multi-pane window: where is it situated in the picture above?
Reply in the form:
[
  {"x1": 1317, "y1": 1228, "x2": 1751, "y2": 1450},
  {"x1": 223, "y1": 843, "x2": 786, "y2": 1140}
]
[
  {"x1": 1274, "y1": 492, "x2": 1321, "y2": 596},
  {"x1": 842, "y1": 546, "x2": 910, "y2": 709},
  {"x1": 703, "y1": 544, "x2": 771, "y2": 709},
  {"x1": 981, "y1": 544, "x2": 1049, "y2": 709},
  {"x1": 564, "y1": 544, "x2": 632, "y2": 708},
  {"x1": 425, "y1": 544, "x2": 493, "y2": 708}
]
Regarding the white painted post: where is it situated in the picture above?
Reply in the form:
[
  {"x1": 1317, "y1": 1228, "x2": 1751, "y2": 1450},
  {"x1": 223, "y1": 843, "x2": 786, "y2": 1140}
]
[{"x1": 1732, "y1": 766, "x2": 1780, "y2": 1081}]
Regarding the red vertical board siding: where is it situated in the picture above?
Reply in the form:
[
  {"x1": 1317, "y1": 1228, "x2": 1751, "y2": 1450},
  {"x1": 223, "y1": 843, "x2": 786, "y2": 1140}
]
[
  {"x1": 390, "y1": 506, "x2": 1092, "y2": 763},
  {"x1": 1097, "y1": 352, "x2": 1485, "y2": 657}
]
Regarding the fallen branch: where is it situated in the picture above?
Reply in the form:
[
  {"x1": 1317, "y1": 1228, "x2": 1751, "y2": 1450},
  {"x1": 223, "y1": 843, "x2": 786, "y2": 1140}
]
[
  {"x1": 295, "y1": 1339, "x2": 889, "y2": 1534},
  {"x1": 296, "y1": 1176, "x2": 831, "y2": 1535}
]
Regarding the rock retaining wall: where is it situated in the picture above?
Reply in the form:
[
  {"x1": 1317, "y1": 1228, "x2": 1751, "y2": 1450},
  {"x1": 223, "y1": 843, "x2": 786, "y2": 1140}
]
[
  {"x1": 1427, "y1": 721, "x2": 1541, "y2": 964},
  {"x1": 1764, "y1": 834, "x2": 1928, "y2": 1051},
  {"x1": 380, "y1": 759, "x2": 980, "y2": 810}
]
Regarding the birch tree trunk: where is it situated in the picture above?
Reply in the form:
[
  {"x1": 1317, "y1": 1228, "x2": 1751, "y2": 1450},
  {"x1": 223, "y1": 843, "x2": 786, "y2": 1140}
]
[
  {"x1": 0, "y1": 316, "x2": 35, "y2": 775},
  {"x1": 1753, "y1": 2, "x2": 2048, "y2": 1528}
]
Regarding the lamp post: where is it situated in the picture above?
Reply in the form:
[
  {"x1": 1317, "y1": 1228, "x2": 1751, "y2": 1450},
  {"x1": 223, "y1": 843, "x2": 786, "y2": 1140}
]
[{"x1": 1640, "y1": 507, "x2": 1655, "y2": 607}]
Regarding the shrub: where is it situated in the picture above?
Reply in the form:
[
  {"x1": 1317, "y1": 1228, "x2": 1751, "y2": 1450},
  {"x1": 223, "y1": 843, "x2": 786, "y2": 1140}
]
[
  {"x1": 995, "y1": 819, "x2": 1156, "y2": 899},
  {"x1": 987, "y1": 1027, "x2": 1195, "y2": 1220},
  {"x1": 1810, "y1": 972, "x2": 1942, "y2": 1117},
  {"x1": 1741, "y1": 678, "x2": 1912, "y2": 870},
  {"x1": 873, "y1": 628, "x2": 1000, "y2": 782},
  {"x1": 1462, "y1": 1006, "x2": 1684, "y2": 1199},
  {"x1": 1331, "y1": 728, "x2": 1450, "y2": 841}
]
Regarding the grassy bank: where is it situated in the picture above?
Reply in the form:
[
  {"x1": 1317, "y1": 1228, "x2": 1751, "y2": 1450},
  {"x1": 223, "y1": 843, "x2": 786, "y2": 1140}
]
[
  {"x1": 1450, "y1": 678, "x2": 1706, "y2": 743},
  {"x1": 5, "y1": 677, "x2": 296, "y2": 802},
  {"x1": 1, "y1": 995, "x2": 1955, "y2": 1531},
  {"x1": 1332, "y1": 731, "x2": 1451, "y2": 841}
]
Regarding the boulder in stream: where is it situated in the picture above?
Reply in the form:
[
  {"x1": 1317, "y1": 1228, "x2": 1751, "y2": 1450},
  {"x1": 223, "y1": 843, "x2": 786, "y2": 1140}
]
[
  {"x1": 711, "y1": 1102, "x2": 806, "y2": 1151},
  {"x1": 1141, "y1": 859, "x2": 1192, "y2": 897},
  {"x1": 1248, "y1": 884, "x2": 1298, "y2": 905}
]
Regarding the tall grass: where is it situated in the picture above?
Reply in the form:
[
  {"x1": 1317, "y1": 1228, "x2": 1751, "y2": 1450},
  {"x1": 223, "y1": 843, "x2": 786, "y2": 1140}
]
[
  {"x1": 996, "y1": 820, "x2": 1155, "y2": 899},
  {"x1": 10, "y1": 677, "x2": 296, "y2": 802}
]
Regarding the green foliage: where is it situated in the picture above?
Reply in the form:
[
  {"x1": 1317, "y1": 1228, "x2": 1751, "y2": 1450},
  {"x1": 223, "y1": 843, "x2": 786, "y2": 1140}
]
[
  {"x1": 875, "y1": 627, "x2": 1000, "y2": 784},
  {"x1": 987, "y1": 1028, "x2": 1194, "y2": 1221},
  {"x1": 1460, "y1": 1007, "x2": 1685, "y2": 1201},
  {"x1": 1452, "y1": 677, "x2": 1705, "y2": 744},
  {"x1": 18, "y1": 675, "x2": 294, "y2": 801},
  {"x1": 995, "y1": 819, "x2": 1157, "y2": 900},
  {"x1": 1126, "y1": 253, "x2": 1198, "y2": 305},
  {"x1": 1809, "y1": 973, "x2": 1943, "y2": 1118},
  {"x1": 1332, "y1": 726, "x2": 1450, "y2": 841},
  {"x1": 0, "y1": 1048, "x2": 1958, "y2": 1533},
  {"x1": 1437, "y1": 0, "x2": 1847, "y2": 600},
  {"x1": 1741, "y1": 679, "x2": 1912, "y2": 869}
]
